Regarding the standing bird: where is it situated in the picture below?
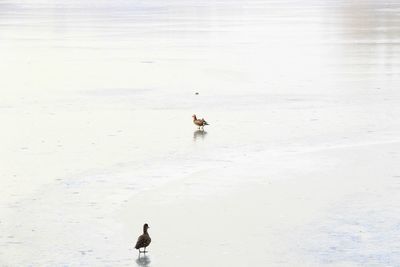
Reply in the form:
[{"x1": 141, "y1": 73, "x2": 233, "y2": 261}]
[
  {"x1": 192, "y1": 114, "x2": 209, "y2": 130},
  {"x1": 135, "y1": 223, "x2": 151, "y2": 254}
]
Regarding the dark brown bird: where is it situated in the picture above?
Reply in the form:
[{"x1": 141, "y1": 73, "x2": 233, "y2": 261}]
[
  {"x1": 135, "y1": 223, "x2": 151, "y2": 253},
  {"x1": 192, "y1": 114, "x2": 209, "y2": 130}
]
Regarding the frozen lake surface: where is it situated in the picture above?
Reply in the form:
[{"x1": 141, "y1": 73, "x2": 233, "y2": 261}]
[{"x1": 1, "y1": 0, "x2": 400, "y2": 266}]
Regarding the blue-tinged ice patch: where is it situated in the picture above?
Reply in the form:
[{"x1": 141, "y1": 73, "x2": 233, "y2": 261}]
[{"x1": 302, "y1": 191, "x2": 400, "y2": 266}]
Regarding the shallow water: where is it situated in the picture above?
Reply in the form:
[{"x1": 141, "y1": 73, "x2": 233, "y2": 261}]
[{"x1": 1, "y1": 0, "x2": 400, "y2": 266}]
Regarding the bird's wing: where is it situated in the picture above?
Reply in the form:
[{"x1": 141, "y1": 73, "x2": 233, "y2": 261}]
[{"x1": 135, "y1": 235, "x2": 144, "y2": 249}]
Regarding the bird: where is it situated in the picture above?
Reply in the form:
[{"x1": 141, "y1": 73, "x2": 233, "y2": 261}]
[
  {"x1": 192, "y1": 114, "x2": 209, "y2": 130},
  {"x1": 135, "y1": 223, "x2": 151, "y2": 254}
]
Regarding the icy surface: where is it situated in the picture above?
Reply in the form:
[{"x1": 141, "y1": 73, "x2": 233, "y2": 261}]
[{"x1": 1, "y1": 0, "x2": 400, "y2": 266}]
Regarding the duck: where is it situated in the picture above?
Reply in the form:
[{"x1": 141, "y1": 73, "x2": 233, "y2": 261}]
[
  {"x1": 135, "y1": 223, "x2": 151, "y2": 254},
  {"x1": 192, "y1": 114, "x2": 209, "y2": 130}
]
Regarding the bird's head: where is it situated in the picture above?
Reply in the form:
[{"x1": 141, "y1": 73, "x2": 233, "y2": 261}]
[
  {"x1": 192, "y1": 114, "x2": 197, "y2": 119},
  {"x1": 144, "y1": 223, "x2": 149, "y2": 230}
]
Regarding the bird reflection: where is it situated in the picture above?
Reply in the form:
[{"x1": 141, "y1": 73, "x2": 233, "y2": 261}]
[
  {"x1": 193, "y1": 129, "x2": 207, "y2": 141},
  {"x1": 136, "y1": 254, "x2": 151, "y2": 267}
]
